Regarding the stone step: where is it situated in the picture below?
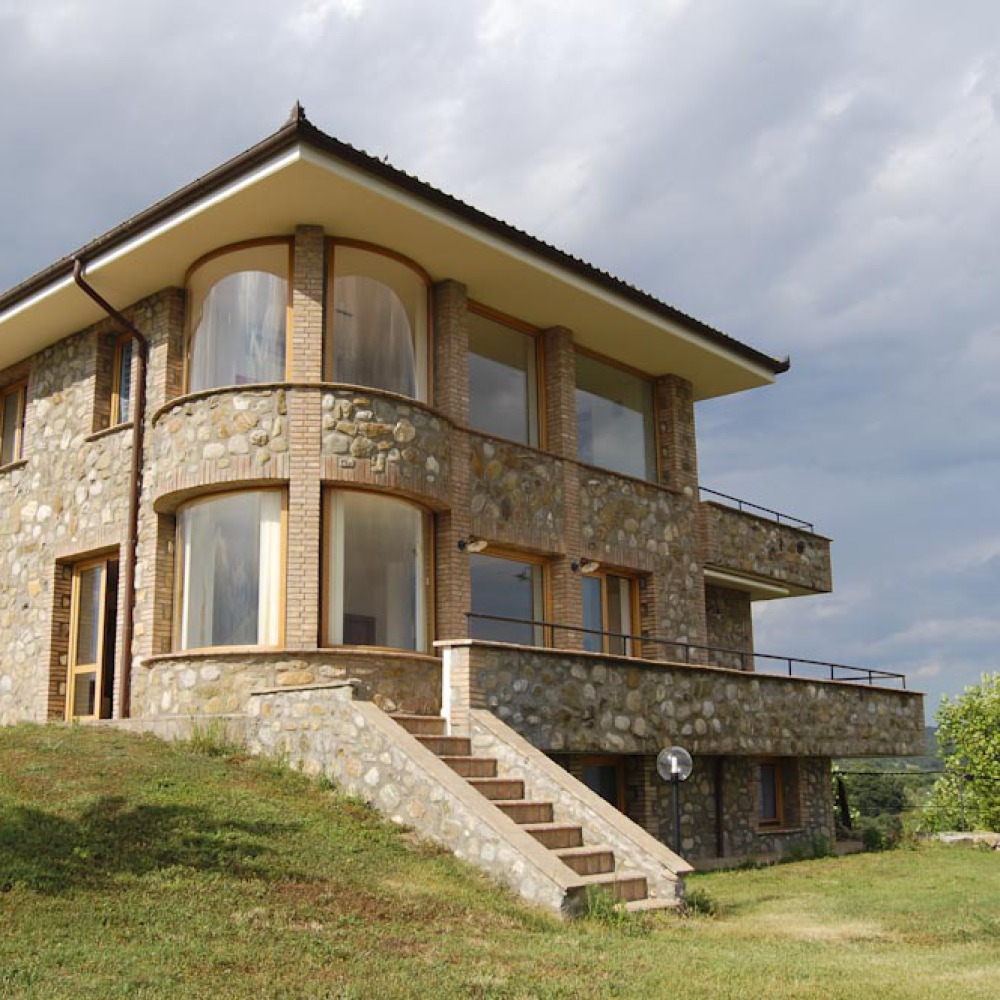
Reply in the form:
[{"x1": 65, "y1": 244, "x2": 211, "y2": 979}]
[
  {"x1": 468, "y1": 777, "x2": 525, "y2": 801},
  {"x1": 579, "y1": 872, "x2": 649, "y2": 904},
  {"x1": 523, "y1": 823, "x2": 585, "y2": 850},
  {"x1": 555, "y1": 846, "x2": 616, "y2": 876},
  {"x1": 392, "y1": 713, "x2": 447, "y2": 737},
  {"x1": 416, "y1": 735, "x2": 471, "y2": 756},
  {"x1": 494, "y1": 800, "x2": 554, "y2": 825},
  {"x1": 440, "y1": 755, "x2": 498, "y2": 779}
]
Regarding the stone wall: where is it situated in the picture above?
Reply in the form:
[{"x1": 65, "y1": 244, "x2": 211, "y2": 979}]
[
  {"x1": 442, "y1": 641, "x2": 925, "y2": 758},
  {"x1": 321, "y1": 389, "x2": 451, "y2": 505},
  {"x1": 469, "y1": 435, "x2": 563, "y2": 552},
  {"x1": 705, "y1": 584, "x2": 754, "y2": 670},
  {"x1": 0, "y1": 316, "x2": 144, "y2": 724},
  {"x1": 133, "y1": 649, "x2": 442, "y2": 718},
  {"x1": 649, "y1": 754, "x2": 835, "y2": 861},
  {"x1": 701, "y1": 502, "x2": 832, "y2": 593}
]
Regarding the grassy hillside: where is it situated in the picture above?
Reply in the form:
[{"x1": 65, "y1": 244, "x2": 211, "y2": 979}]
[{"x1": 2, "y1": 724, "x2": 999, "y2": 1000}]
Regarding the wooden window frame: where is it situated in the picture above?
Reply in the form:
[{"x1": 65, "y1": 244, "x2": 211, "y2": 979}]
[
  {"x1": 325, "y1": 239, "x2": 432, "y2": 403},
  {"x1": 757, "y1": 757, "x2": 786, "y2": 830},
  {"x1": 0, "y1": 379, "x2": 27, "y2": 466},
  {"x1": 573, "y1": 346, "x2": 659, "y2": 483},
  {"x1": 66, "y1": 554, "x2": 119, "y2": 722},
  {"x1": 468, "y1": 546, "x2": 552, "y2": 647},
  {"x1": 467, "y1": 301, "x2": 545, "y2": 449},
  {"x1": 172, "y1": 487, "x2": 288, "y2": 653},
  {"x1": 320, "y1": 486, "x2": 434, "y2": 653},
  {"x1": 582, "y1": 568, "x2": 641, "y2": 657},
  {"x1": 110, "y1": 333, "x2": 134, "y2": 426},
  {"x1": 183, "y1": 238, "x2": 295, "y2": 395},
  {"x1": 579, "y1": 754, "x2": 627, "y2": 813}
]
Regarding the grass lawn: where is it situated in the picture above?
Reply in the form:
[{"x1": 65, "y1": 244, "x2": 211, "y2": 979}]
[{"x1": 1, "y1": 724, "x2": 998, "y2": 999}]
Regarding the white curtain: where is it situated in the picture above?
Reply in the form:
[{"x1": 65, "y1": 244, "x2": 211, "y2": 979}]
[{"x1": 257, "y1": 491, "x2": 283, "y2": 645}]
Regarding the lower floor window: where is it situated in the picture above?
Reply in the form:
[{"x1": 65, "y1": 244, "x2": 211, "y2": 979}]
[
  {"x1": 177, "y1": 490, "x2": 284, "y2": 649},
  {"x1": 324, "y1": 490, "x2": 428, "y2": 651},
  {"x1": 758, "y1": 757, "x2": 801, "y2": 830},
  {"x1": 469, "y1": 551, "x2": 547, "y2": 646}
]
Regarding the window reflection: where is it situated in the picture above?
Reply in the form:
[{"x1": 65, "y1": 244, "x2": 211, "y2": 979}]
[
  {"x1": 581, "y1": 572, "x2": 636, "y2": 656},
  {"x1": 468, "y1": 312, "x2": 538, "y2": 445},
  {"x1": 177, "y1": 491, "x2": 283, "y2": 649},
  {"x1": 576, "y1": 353, "x2": 656, "y2": 480},
  {"x1": 469, "y1": 553, "x2": 545, "y2": 646},
  {"x1": 325, "y1": 490, "x2": 426, "y2": 651},
  {"x1": 187, "y1": 244, "x2": 289, "y2": 393},
  {"x1": 327, "y1": 246, "x2": 428, "y2": 401}
]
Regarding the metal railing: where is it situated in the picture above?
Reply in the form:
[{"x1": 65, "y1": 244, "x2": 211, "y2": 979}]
[
  {"x1": 699, "y1": 486, "x2": 815, "y2": 533},
  {"x1": 465, "y1": 612, "x2": 907, "y2": 689}
]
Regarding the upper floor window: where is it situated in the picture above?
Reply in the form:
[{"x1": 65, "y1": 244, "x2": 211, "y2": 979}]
[
  {"x1": 575, "y1": 353, "x2": 656, "y2": 481},
  {"x1": 176, "y1": 489, "x2": 284, "y2": 650},
  {"x1": 326, "y1": 244, "x2": 428, "y2": 401},
  {"x1": 1, "y1": 380, "x2": 27, "y2": 465},
  {"x1": 187, "y1": 243, "x2": 290, "y2": 393},
  {"x1": 468, "y1": 309, "x2": 539, "y2": 446},
  {"x1": 111, "y1": 334, "x2": 134, "y2": 425}
]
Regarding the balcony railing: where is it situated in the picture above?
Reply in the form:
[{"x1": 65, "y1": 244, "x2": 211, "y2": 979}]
[
  {"x1": 699, "y1": 486, "x2": 815, "y2": 533},
  {"x1": 466, "y1": 612, "x2": 907, "y2": 689}
]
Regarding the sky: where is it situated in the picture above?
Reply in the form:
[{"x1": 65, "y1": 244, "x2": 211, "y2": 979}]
[{"x1": 1, "y1": 0, "x2": 997, "y2": 718}]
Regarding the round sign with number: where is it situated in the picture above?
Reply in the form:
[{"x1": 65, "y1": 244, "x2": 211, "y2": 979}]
[{"x1": 656, "y1": 746, "x2": 693, "y2": 782}]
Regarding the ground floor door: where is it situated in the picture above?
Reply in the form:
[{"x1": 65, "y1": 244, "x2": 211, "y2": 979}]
[{"x1": 66, "y1": 557, "x2": 119, "y2": 721}]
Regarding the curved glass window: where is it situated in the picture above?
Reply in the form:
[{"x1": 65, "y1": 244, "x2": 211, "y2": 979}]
[
  {"x1": 324, "y1": 490, "x2": 427, "y2": 651},
  {"x1": 188, "y1": 244, "x2": 289, "y2": 392},
  {"x1": 176, "y1": 490, "x2": 284, "y2": 650},
  {"x1": 327, "y1": 246, "x2": 428, "y2": 400}
]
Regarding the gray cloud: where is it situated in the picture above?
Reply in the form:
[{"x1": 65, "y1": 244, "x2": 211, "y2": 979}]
[{"x1": 2, "y1": 0, "x2": 998, "y2": 715}]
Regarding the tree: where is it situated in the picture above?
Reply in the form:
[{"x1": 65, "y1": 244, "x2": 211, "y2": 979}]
[{"x1": 926, "y1": 673, "x2": 1000, "y2": 831}]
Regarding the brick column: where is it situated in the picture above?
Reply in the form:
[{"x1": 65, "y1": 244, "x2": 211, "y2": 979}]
[
  {"x1": 654, "y1": 374, "x2": 699, "y2": 495},
  {"x1": 432, "y1": 280, "x2": 471, "y2": 640},
  {"x1": 284, "y1": 226, "x2": 325, "y2": 647},
  {"x1": 541, "y1": 326, "x2": 583, "y2": 650}
]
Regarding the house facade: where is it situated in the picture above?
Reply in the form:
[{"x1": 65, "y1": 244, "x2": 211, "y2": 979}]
[{"x1": 0, "y1": 108, "x2": 924, "y2": 865}]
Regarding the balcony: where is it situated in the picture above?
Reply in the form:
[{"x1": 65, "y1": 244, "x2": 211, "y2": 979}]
[
  {"x1": 699, "y1": 490, "x2": 832, "y2": 596},
  {"x1": 440, "y1": 637, "x2": 925, "y2": 760}
]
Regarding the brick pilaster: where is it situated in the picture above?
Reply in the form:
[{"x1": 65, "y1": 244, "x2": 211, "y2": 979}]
[
  {"x1": 541, "y1": 326, "x2": 583, "y2": 650},
  {"x1": 282, "y1": 226, "x2": 326, "y2": 647},
  {"x1": 432, "y1": 280, "x2": 471, "y2": 640}
]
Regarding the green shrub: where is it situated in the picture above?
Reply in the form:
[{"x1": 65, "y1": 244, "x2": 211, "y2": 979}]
[{"x1": 681, "y1": 887, "x2": 718, "y2": 918}]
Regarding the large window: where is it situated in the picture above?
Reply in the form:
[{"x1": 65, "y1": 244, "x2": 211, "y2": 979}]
[
  {"x1": 469, "y1": 552, "x2": 546, "y2": 646},
  {"x1": 575, "y1": 353, "x2": 656, "y2": 480},
  {"x1": 176, "y1": 490, "x2": 284, "y2": 650},
  {"x1": 0, "y1": 381, "x2": 26, "y2": 465},
  {"x1": 582, "y1": 571, "x2": 638, "y2": 656},
  {"x1": 327, "y1": 245, "x2": 428, "y2": 401},
  {"x1": 468, "y1": 310, "x2": 539, "y2": 445},
  {"x1": 187, "y1": 243, "x2": 290, "y2": 392},
  {"x1": 324, "y1": 490, "x2": 427, "y2": 651}
]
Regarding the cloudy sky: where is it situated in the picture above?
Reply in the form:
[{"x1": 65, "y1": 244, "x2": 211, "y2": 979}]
[{"x1": 1, "y1": 0, "x2": 997, "y2": 716}]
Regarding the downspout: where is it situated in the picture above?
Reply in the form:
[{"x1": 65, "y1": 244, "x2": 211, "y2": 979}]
[{"x1": 72, "y1": 259, "x2": 149, "y2": 719}]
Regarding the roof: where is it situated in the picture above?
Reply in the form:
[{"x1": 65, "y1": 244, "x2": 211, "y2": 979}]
[{"x1": 0, "y1": 105, "x2": 789, "y2": 398}]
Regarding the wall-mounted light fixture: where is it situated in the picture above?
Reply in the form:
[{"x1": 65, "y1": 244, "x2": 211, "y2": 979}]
[
  {"x1": 457, "y1": 536, "x2": 489, "y2": 553},
  {"x1": 571, "y1": 558, "x2": 601, "y2": 574}
]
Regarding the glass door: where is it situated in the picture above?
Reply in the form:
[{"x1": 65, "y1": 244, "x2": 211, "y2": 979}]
[{"x1": 66, "y1": 557, "x2": 118, "y2": 720}]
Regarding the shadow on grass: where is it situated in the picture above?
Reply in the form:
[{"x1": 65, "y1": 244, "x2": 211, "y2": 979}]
[{"x1": 0, "y1": 795, "x2": 296, "y2": 893}]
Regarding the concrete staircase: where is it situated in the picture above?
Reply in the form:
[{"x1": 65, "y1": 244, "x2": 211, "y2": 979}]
[{"x1": 394, "y1": 712, "x2": 661, "y2": 909}]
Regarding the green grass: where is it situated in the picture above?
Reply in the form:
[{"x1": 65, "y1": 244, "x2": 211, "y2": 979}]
[{"x1": 2, "y1": 724, "x2": 999, "y2": 999}]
